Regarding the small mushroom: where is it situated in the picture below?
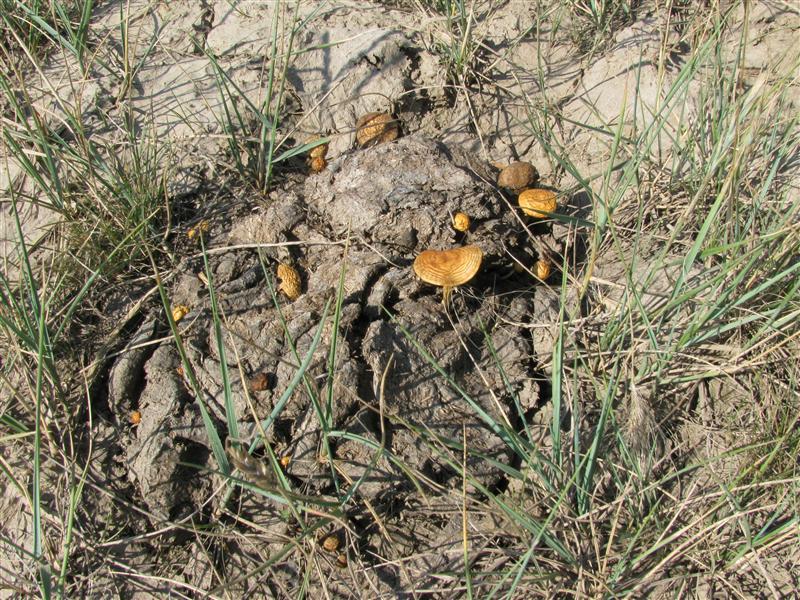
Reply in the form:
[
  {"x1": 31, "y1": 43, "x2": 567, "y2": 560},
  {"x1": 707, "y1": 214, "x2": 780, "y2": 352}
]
[
  {"x1": 356, "y1": 112, "x2": 399, "y2": 147},
  {"x1": 307, "y1": 138, "x2": 329, "y2": 173},
  {"x1": 413, "y1": 245, "x2": 483, "y2": 306},
  {"x1": 308, "y1": 138, "x2": 329, "y2": 160},
  {"x1": 534, "y1": 259, "x2": 551, "y2": 280},
  {"x1": 309, "y1": 156, "x2": 327, "y2": 173},
  {"x1": 171, "y1": 304, "x2": 190, "y2": 323},
  {"x1": 277, "y1": 263, "x2": 302, "y2": 300},
  {"x1": 498, "y1": 161, "x2": 538, "y2": 194},
  {"x1": 518, "y1": 188, "x2": 557, "y2": 218},
  {"x1": 248, "y1": 372, "x2": 270, "y2": 393},
  {"x1": 187, "y1": 220, "x2": 209, "y2": 240},
  {"x1": 321, "y1": 534, "x2": 340, "y2": 552},
  {"x1": 452, "y1": 212, "x2": 470, "y2": 232}
]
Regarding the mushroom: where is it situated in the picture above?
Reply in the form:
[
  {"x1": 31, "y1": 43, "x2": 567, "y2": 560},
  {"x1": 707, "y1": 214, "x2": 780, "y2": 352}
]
[
  {"x1": 187, "y1": 220, "x2": 209, "y2": 240},
  {"x1": 171, "y1": 304, "x2": 190, "y2": 323},
  {"x1": 248, "y1": 372, "x2": 270, "y2": 392},
  {"x1": 518, "y1": 188, "x2": 557, "y2": 218},
  {"x1": 356, "y1": 112, "x2": 399, "y2": 147},
  {"x1": 309, "y1": 156, "x2": 327, "y2": 173},
  {"x1": 452, "y1": 212, "x2": 470, "y2": 232},
  {"x1": 277, "y1": 263, "x2": 302, "y2": 300},
  {"x1": 413, "y1": 245, "x2": 483, "y2": 306},
  {"x1": 306, "y1": 137, "x2": 329, "y2": 173},
  {"x1": 308, "y1": 138, "x2": 329, "y2": 160},
  {"x1": 321, "y1": 534, "x2": 340, "y2": 552},
  {"x1": 534, "y1": 259, "x2": 551, "y2": 280},
  {"x1": 498, "y1": 161, "x2": 538, "y2": 194}
]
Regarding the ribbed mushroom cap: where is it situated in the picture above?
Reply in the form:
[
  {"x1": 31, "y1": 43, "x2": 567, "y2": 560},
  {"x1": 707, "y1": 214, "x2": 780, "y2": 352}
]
[
  {"x1": 277, "y1": 263, "x2": 302, "y2": 300},
  {"x1": 534, "y1": 259, "x2": 551, "y2": 280},
  {"x1": 356, "y1": 112, "x2": 399, "y2": 147},
  {"x1": 518, "y1": 188, "x2": 557, "y2": 218},
  {"x1": 413, "y1": 245, "x2": 483, "y2": 288}
]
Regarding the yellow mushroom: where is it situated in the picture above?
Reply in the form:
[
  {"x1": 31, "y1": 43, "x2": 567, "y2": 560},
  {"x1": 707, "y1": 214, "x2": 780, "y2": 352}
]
[
  {"x1": 355, "y1": 112, "x2": 399, "y2": 147},
  {"x1": 307, "y1": 137, "x2": 329, "y2": 173},
  {"x1": 171, "y1": 304, "x2": 190, "y2": 323},
  {"x1": 277, "y1": 263, "x2": 302, "y2": 300},
  {"x1": 308, "y1": 138, "x2": 329, "y2": 160},
  {"x1": 309, "y1": 155, "x2": 327, "y2": 173},
  {"x1": 187, "y1": 220, "x2": 209, "y2": 240},
  {"x1": 452, "y1": 212, "x2": 470, "y2": 232},
  {"x1": 518, "y1": 188, "x2": 557, "y2": 218},
  {"x1": 413, "y1": 245, "x2": 483, "y2": 306},
  {"x1": 534, "y1": 259, "x2": 551, "y2": 281}
]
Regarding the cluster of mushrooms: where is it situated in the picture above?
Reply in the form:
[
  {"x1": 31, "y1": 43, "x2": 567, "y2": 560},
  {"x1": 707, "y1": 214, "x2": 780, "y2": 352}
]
[
  {"x1": 413, "y1": 159, "x2": 558, "y2": 307},
  {"x1": 306, "y1": 111, "x2": 399, "y2": 173},
  {"x1": 300, "y1": 114, "x2": 558, "y2": 308}
]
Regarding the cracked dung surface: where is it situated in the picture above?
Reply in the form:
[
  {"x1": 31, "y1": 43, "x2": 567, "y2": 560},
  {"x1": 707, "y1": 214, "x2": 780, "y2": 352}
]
[{"x1": 109, "y1": 135, "x2": 549, "y2": 523}]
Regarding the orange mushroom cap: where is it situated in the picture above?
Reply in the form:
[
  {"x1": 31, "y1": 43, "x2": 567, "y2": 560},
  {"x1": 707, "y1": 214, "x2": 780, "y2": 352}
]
[
  {"x1": 452, "y1": 212, "x2": 470, "y2": 232},
  {"x1": 355, "y1": 112, "x2": 399, "y2": 147},
  {"x1": 518, "y1": 188, "x2": 557, "y2": 218},
  {"x1": 534, "y1": 259, "x2": 551, "y2": 280},
  {"x1": 413, "y1": 245, "x2": 483, "y2": 305}
]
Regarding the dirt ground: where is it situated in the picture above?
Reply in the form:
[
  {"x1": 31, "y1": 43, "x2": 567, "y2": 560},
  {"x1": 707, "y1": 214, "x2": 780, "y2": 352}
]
[{"x1": 1, "y1": 0, "x2": 799, "y2": 598}]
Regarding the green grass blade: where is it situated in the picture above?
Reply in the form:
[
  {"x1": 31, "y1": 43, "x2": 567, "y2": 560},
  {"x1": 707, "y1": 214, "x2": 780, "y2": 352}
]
[{"x1": 199, "y1": 235, "x2": 238, "y2": 441}]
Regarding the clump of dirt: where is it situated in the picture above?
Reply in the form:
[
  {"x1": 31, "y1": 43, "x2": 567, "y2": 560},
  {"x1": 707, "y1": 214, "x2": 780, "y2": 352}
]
[{"x1": 107, "y1": 134, "x2": 555, "y2": 535}]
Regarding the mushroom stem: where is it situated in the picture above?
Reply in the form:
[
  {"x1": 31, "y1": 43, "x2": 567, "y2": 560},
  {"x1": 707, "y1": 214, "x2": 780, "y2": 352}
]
[{"x1": 442, "y1": 286, "x2": 453, "y2": 307}]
